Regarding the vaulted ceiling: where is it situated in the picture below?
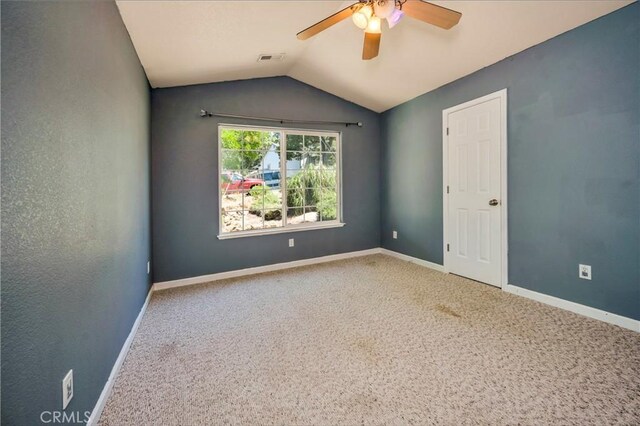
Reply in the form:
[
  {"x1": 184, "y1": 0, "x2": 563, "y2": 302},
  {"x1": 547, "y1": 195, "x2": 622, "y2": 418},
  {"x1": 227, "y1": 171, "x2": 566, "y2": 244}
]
[{"x1": 116, "y1": 1, "x2": 632, "y2": 112}]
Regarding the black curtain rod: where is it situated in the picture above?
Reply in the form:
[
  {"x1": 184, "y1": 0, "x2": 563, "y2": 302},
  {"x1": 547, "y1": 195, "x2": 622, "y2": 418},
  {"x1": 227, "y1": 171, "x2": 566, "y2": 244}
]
[{"x1": 200, "y1": 110, "x2": 363, "y2": 128}]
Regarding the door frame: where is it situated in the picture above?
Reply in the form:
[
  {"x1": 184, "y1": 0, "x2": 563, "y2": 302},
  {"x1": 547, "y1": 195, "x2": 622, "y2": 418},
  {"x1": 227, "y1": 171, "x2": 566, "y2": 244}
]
[{"x1": 442, "y1": 88, "x2": 508, "y2": 289}]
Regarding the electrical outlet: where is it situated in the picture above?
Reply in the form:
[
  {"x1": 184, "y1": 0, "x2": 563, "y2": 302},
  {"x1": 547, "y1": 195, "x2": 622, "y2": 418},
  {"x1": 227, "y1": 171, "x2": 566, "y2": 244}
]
[
  {"x1": 62, "y1": 370, "x2": 73, "y2": 410},
  {"x1": 288, "y1": 238, "x2": 294, "y2": 247},
  {"x1": 147, "y1": 261, "x2": 150, "y2": 274},
  {"x1": 579, "y1": 264, "x2": 592, "y2": 280},
  {"x1": 392, "y1": 230, "x2": 398, "y2": 239}
]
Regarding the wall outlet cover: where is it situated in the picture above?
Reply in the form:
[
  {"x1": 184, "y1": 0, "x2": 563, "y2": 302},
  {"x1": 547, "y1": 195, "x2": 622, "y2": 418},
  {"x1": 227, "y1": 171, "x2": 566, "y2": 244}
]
[
  {"x1": 393, "y1": 230, "x2": 398, "y2": 239},
  {"x1": 62, "y1": 369, "x2": 73, "y2": 410},
  {"x1": 288, "y1": 238, "x2": 294, "y2": 247},
  {"x1": 579, "y1": 264, "x2": 592, "y2": 280}
]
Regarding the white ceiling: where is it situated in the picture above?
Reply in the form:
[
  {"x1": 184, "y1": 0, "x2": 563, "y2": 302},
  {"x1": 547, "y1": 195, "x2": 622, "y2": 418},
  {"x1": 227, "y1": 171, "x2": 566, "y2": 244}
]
[{"x1": 116, "y1": 0, "x2": 632, "y2": 112}]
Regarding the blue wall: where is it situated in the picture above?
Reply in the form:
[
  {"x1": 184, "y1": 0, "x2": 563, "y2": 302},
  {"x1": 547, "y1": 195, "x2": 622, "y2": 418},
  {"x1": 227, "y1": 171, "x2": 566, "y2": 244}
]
[
  {"x1": 1, "y1": 1, "x2": 151, "y2": 423},
  {"x1": 381, "y1": 3, "x2": 639, "y2": 320},
  {"x1": 151, "y1": 77, "x2": 381, "y2": 282}
]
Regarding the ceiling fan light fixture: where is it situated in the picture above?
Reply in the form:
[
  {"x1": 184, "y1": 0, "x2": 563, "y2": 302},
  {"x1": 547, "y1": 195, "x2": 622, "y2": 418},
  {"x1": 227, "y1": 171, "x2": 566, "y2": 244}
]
[
  {"x1": 374, "y1": 0, "x2": 396, "y2": 19},
  {"x1": 352, "y1": 4, "x2": 373, "y2": 30},
  {"x1": 365, "y1": 15, "x2": 382, "y2": 34},
  {"x1": 387, "y1": 8, "x2": 404, "y2": 29},
  {"x1": 296, "y1": 1, "x2": 462, "y2": 61}
]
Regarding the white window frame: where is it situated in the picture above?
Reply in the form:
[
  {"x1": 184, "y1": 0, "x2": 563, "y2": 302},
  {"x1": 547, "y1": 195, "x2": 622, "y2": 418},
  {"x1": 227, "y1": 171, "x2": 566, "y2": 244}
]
[{"x1": 217, "y1": 124, "x2": 345, "y2": 239}]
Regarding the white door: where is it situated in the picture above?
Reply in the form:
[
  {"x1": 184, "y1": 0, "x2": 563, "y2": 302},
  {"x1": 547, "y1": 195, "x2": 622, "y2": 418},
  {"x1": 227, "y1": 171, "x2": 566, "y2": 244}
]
[{"x1": 445, "y1": 94, "x2": 504, "y2": 287}]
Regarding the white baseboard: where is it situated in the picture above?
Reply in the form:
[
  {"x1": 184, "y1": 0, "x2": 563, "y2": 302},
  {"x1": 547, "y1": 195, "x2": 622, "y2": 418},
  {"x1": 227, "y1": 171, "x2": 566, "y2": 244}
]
[
  {"x1": 504, "y1": 284, "x2": 639, "y2": 332},
  {"x1": 379, "y1": 248, "x2": 445, "y2": 272},
  {"x1": 87, "y1": 288, "x2": 153, "y2": 426},
  {"x1": 153, "y1": 248, "x2": 383, "y2": 291}
]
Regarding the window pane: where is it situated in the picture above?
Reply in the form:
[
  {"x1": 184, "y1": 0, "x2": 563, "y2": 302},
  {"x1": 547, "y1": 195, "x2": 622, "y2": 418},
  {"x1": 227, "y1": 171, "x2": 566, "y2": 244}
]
[
  {"x1": 221, "y1": 150, "x2": 248, "y2": 172},
  {"x1": 221, "y1": 176, "x2": 250, "y2": 210},
  {"x1": 318, "y1": 188, "x2": 338, "y2": 221},
  {"x1": 221, "y1": 190, "x2": 239, "y2": 212},
  {"x1": 248, "y1": 186, "x2": 281, "y2": 212},
  {"x1": 321, "y1": 169, "x2": 337, "y2": 188},
  {"x1": 259, "y1": 147, "x2": 281, "y2": 188},
  {"x1": 304, "y1": 135, "x2": 321, "y2": 151},
  {"x1": 270, "y1": 133, "x2": 280, "y2": 152},
  {"x1": 241, "y1": 130, "x2": 278, "y2": 151},
  {"x1": 286, "y1": 207, "x2": 318, "y2": 224},
  {"x1": 259, "y1": 149, "x2": 280, "y2": 170},
  {"x1": 247, "y1": 185, "x2": 265, "y2": 212},
  {"x1": 284, "y1": 172, "x2": 300, "y2": 188},
  {"x1": 321, "y1": 136, "x2": 336, "y2": 152},
  {"x1": 286, "y1": 134, "x2": 303, "y2": 151},
  {"x1": 305, "y1": 187, "x2": 320, "y2": 206},
  {"x1": 263, "y1": 209, "x2": 283, "y2": 229},
  {"x1": 286, "y1": 207, "x2": 304, "y2": 224},
  {"x1": 286, "y1": 188, "x2": 304, "y2": 210},
  {"x1": 222, "y1": 210, "x2": 244, "y2": 233},
  {"x1": 221, "y1": 129, "x2": 244, "y2": 150},
  {"x1": 286, "y1": 168, "x2": 317, "y2": 186},
  {"x1": 249, "y1": 150, "x2": 272, "y2": 172},
  {"x1": 303, "y1": 207, "x2": 319, "y2": 223},
  {"x1": 286, "y1": 151, "x2": 303, "y2": 162},
  {"x1": 322, "y1": 153, "x2": 337, "y2": 168},
  {"x1": 261, "y1": 170, "x2": 281, "y2": 189},
  {"x1": 222, "y1": 131, "x2": 279, "y2": 163},
  {"x1": 243, "y1": 210, "x2": 263, "y2": 231},
  {"x1": 223, "y1": 150, "x2": 275, "y2": 172},
  {"x1": 285, "y1": 170, "x2": 300, "y2": 182},
  {"x1": 304, "y1": 153, "x2": 321, "y2": 167},
  {"x1": 285, "y1": 170, "x2": 332, "y2": 205}
]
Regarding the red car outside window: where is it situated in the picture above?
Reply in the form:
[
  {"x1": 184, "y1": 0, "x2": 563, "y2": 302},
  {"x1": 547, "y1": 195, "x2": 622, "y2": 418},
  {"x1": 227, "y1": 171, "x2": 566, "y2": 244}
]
[{"x1": 220, "y1": 172, "x2": 264, "y2": 192}]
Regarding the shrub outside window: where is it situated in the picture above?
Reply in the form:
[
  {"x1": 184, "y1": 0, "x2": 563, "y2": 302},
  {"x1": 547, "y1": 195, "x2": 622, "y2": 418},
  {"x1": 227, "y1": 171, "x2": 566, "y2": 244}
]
[{"x1": 218, "y1": 125, "x2": 343, "y2": 238}]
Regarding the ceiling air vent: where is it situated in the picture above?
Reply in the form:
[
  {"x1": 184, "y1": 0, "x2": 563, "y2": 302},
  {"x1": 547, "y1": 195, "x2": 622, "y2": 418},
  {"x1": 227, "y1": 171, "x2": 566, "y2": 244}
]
[{"x1": 257, "y1": 53, "x2": 286, "y2": 62}]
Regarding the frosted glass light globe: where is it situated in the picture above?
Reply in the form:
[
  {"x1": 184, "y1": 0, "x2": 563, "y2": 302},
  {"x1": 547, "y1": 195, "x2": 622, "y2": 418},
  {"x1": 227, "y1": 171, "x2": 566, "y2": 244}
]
[
  {"x1": 387, "y1": 8, "x2": 404, "y2": 28},
  {"x1": 374, "y1": 0, "x2": 396, "y2": 19},
  {"x1": 366, "y1": 16, "x2": 382, "y2": 34},
  {"x1": 352, "y1": 4, "x2": 373, "y2": 30}
]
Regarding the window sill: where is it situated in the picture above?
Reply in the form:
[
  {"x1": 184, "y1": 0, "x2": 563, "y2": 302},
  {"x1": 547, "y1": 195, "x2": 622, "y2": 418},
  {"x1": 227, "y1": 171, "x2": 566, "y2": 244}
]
[{"x1": 217, "y1": 222, "x2": 346, "y2": 240}]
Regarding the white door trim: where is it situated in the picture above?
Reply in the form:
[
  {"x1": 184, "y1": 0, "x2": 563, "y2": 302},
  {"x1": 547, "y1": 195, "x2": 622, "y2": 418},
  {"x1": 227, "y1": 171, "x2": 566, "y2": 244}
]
[{"x1": 442, "y1": 89, "x2": 508, "y2": 289}]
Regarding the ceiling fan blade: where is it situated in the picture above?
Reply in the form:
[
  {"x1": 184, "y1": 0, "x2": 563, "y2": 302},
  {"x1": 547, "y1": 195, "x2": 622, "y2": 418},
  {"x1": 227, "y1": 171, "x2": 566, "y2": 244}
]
[
  {"x1": 362, "y1": 32, "x2": 381, "y2": 60},
  {"x1": 402, "y1": 0, "x2": 461, "y2": 30},
  {"x1": 297, "y1": 3, "x2": 360, "y2": 40}
]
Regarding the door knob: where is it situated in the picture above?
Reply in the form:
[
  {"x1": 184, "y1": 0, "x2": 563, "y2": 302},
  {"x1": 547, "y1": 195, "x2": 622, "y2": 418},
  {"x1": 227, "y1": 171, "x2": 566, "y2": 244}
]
[{"x1": 489, "y1": 199, "x2": 499, "y2": 206}]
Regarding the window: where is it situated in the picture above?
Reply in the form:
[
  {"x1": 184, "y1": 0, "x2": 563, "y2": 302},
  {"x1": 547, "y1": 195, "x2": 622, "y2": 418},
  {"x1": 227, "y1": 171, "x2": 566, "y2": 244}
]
[{"x1": 218, "y1": 125, "x2": 343, "y2": 238}]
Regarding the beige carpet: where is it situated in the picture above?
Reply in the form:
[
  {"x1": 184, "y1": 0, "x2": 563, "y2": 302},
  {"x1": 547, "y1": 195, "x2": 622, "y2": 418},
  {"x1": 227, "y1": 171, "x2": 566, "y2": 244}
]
[{"x1": 99, "y1": 255, "x2": 640, "y2": 425}]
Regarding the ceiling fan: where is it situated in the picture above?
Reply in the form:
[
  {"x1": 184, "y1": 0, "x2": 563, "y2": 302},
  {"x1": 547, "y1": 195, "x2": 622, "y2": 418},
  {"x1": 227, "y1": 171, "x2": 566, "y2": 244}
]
[{"x1": 296, "y1": 0, "x2": 462, "y2": 60}]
